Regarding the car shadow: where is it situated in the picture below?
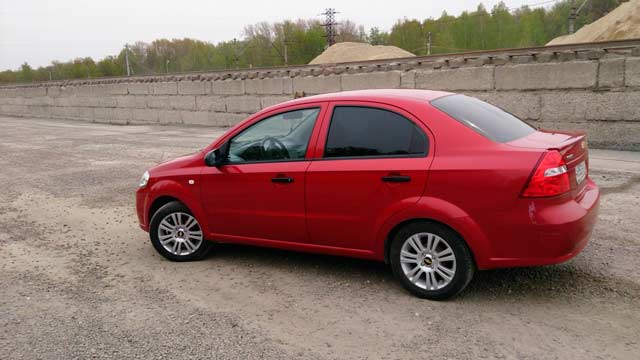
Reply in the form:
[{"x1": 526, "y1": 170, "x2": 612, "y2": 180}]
[{"x1": 205, "y1": 243, "x2": 631, "y2": 302}]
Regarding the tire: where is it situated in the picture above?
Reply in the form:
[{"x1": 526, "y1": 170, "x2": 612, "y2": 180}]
[
  {"x1": 149, "y1": 201, "x2": 212, "y2": 262},
  {"x1": 390, "y1": 221, "x2": 475, "y2": 300}
]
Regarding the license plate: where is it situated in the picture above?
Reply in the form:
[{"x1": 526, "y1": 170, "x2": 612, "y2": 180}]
[{"x1": 575, "y1": 161, "x2": 587, "y2": 185}]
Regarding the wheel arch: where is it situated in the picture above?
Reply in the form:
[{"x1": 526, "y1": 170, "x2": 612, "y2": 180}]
[
  {"x1": 377, "y1": 197, "x2": 491, "y2": 269},
  {"x1": 148, "y1": 195, "x2": 183, "y2": 222},
  {"x1": 145, "y1": 178, "x2": 209, "y2": 235},
  {"x1": 383, "y1": 218, "x2": 473, "y2": 264}
]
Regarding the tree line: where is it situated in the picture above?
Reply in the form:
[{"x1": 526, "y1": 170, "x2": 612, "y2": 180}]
[{"x1": 0, "y1": 0, "x2": 621, "y2": 84}]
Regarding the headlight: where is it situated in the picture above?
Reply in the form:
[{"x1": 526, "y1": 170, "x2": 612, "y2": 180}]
[{"x1": 139, "y1": 171, "x2": 150, "y2": 188}]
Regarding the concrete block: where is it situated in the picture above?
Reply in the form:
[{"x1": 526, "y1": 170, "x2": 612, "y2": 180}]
[
  {"x1": 152, "y1": 82, "x2": 178, "y2": 95},
  {"x1": 169, "y1": 96, "x2": 196, "y2": 110},
  {"x1": 261, "y1": 96, "x2": 292, "y2": 109},
  {"x1": 469, "y1": 92, "x2": 541, "y2": 120},
  {"x1": 283, "y1": 78, "x2": 293, "y2": 94},
  {"x1": 196, "y1": 96, "x2": 226, "y2": 112},
  {"x1": 585, "y1": 92, "x2": 640, "y2": 121},
  {"x1": 340, "y1": 72, "x2": 401, "y2": 91},
  {"x1": 625, "y1": 58, "x2": 640, "y2": 87},
  {"x1": 583, "y1": 121, "x2": 640, "y2": 151},
  {"x1": 245, "y1": 78, "x2": 284, "y2": 94},
  {"x1": 511, "y1": 55, "x2": 534, "y2": 64},
  {"x1": 146, "y1": 95, "x2": 195, "y2": 110},
  {"x1": 158, "y1": 110, "x2": 184, "y2": 124},
  {"x1": 598, "y1": 58, "x2": 625, "y2": 88},
  {"x1": 181, "y1": 111, "x2": 215, "y2": 126},
  {"x1": 116, "y1": 95, "x2": 146, "y2": 108},
  {"x1": 535, "y1": 52, "x2": 554, "y2": 63},
  {"x1": 400, "y1": 71, "x2": 416, "y2": 89},
  {"x1": 105, "y1": 83, "x2": 129, "y2": 95},
  {"x1": 557, "y1": 51, "x2": 576, "y2": 62},
  {"x1": 112, "y1": 108, "x2": 132, "y2": 122},
  {"x1": 416, "y1": 67, "x2": 494, "y2": 91},
  {"x1": 47, "y1": 87, "x2": 62, "y2": 97},
  {"x1": 93, "y1": 107, "x2": 111, "y2": 121},
  {"x1": 541, "y1": 92, "x2": 591, "y2": 122},
  {"x1": 88, "y1": 85, "x2": 107, "y2": 96},
  {"x1": 292, "y1": 75, "x2": 341, "y2": 94},
  {"x1": 178, "y1": 81, "x2": 210, "y2": 95},
  {"x1": 128, "y1": 83, "x2": 149, "y2": 95},
  {"x1": 81, "y1": 96, "x2": 115, "y2": 107},
  {"x1": 132, "y1": 108, "x2": 159, "y2": 123},
  {"x1": 71, "y1": 106, "x2": 94, "y2": 120},
  {"x1": 225, "y1": 96, "x2": 262, "y2": 113},
  {"x1": 212, "y1": 80, "x2": 245, "y2": 95},
  {"x1": 495, "y1": 61, "x2": 597, "y2": 90},
  {"x1": 146, "y1": 96, "x2": 171, "y2": 109}
]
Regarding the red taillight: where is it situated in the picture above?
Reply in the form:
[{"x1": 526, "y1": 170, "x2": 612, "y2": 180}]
[{"x1": 522, "y1": 150, "x2": 570, "y2": 197}]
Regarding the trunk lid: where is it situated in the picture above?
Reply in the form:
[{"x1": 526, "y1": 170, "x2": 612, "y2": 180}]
[{"x1": 508, "y1": 129, "x2": 589, "y2": 197}]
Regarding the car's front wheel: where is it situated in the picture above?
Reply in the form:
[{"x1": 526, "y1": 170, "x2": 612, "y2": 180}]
[
  {"x1": 149, "y1": 201, "x2": 212, "y2": 261},
  {"x1": 390, "y1": 221, "x2": 474, "y2": 300}
]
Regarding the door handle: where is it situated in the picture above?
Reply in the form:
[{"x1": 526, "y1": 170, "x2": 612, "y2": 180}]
[
  {"x1": 271, "y1": 176, "x2": 294, "y2": 183},
  {"x1": 381, "y1": 175, "x2": 411, "y2": 183}
]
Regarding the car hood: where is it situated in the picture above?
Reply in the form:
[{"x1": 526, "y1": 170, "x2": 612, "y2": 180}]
[{"x1": 151, "y1": 151, "x2": 204, "y2": 173}]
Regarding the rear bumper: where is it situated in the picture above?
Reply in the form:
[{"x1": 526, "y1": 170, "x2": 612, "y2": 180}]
[{"x1": 482, "y1": 178, "x2": 599, "y2": 269}]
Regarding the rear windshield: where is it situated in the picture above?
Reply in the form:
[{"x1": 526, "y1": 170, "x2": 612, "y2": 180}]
[{"x1": 431, "y1": 94, "x2": 535, "y2": 143}]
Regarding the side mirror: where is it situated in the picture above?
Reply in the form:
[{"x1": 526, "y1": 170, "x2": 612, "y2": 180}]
[{"x1": 204, "y1": 144, "x2": 228, "y2": 167}]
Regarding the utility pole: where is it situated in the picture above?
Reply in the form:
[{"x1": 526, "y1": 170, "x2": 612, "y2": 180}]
[
  {"x1": 569, "y1": 0, "x2": 590, "y2": 34},
  {"x1": 282, "y1": 33, "x2": 288, "y2": 66},
  {"x1": 569, "y1": 0, "x2": 577, "y2": 34},
  {"x1": 232, "y1": 38, "x2": 240, "y2": 69},
  {"x1": 125, "y1": 44, "x2": 131, "y2": 76},
  {"x1": 427, "y1": 32, "x2": 432, "y2": 55},
  {"x1": 320, "y1": 8, "x2": 339, "y2": 47}
]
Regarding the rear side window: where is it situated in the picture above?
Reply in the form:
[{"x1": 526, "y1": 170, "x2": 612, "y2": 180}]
[
  {"x1": 324, "y1": 106, "x2": 428, "y2": 158},
  {"x1": 431, "y1": 94, "x2": 535, "y2": 143}
]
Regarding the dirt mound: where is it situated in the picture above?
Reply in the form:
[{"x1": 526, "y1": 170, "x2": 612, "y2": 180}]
[
  {"x1": 309, "y1": 42, "x2": 415, "y2": 64},
  {"x1": 547, "y1": 0, "x2": 640, "y2": 45}
]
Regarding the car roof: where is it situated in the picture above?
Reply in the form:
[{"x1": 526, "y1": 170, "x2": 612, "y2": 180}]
[{"x1": 275, "y1": 89, "x2": 454, "y2": 108}]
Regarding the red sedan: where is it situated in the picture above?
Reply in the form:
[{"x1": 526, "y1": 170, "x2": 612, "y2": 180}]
[{"x1": 135, "y1": 89, "x2": 599, "y2": 300}]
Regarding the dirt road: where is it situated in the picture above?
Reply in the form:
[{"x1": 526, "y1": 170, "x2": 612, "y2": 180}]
[{"x1": 1, "y1": 116, "x2": 639, "y2": 359}]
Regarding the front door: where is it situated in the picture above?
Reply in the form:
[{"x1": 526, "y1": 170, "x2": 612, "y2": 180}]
[
  {"x1": 200, "y1": 106, "x2": 324, "y2": 243},
  {"x1": 305, "y1": 103, "x2": 433, "y2": 250}
]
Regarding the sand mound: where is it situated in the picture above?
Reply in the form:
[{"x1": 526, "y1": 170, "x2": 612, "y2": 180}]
[
  {"x1": 547, "y1": 0, "x2": 640, "y2": 45},
  {"x1": 309, "y1": 42, "x2": 415, "y2": 64}
]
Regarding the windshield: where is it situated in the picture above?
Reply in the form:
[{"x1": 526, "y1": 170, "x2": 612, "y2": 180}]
[{"x1": 431, "y1": 94, "x2": 535, "y2": 143}]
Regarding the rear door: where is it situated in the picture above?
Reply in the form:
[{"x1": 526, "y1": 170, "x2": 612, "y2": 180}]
[{"x1": 305, "y1": 102, "x2": 433, "y2": 251}]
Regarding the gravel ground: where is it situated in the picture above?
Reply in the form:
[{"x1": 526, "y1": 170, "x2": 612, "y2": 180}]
[{"x1": 1, "y1": 116, "x2": 639, "y2": 360}]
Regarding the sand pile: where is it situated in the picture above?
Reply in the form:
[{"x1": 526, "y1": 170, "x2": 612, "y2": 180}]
[
  {"x1": 547, "y1": 0, "x2": 640, "y2": 45},
  {"x1": 309, "y1": 42, "x2": 415, "y2": 64}
]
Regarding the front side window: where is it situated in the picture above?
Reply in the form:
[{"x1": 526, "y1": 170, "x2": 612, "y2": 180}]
[
  {"x1": 228, "y1": 108, "x2": 320, "y2": 163},
  {"x1": 324, "y1": 106, "x2": 428, "y2": 158}
]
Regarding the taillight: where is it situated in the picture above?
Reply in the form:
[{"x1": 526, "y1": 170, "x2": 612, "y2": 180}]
[{"x1": 522, "y1": 150, "x2": 570, "y2": 197}]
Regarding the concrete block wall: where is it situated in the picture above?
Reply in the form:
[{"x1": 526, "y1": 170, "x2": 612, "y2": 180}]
[{"x1": 1, "y1": 44, "x2": 639, "y2": 150}]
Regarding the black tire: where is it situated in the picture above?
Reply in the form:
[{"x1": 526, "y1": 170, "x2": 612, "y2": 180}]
[
  {"x1": 390, "y1": 221, "x2": 475, "y2": 300},
  {"x1": 149, "y1": 201, "x2": 212, "y2": 262}
]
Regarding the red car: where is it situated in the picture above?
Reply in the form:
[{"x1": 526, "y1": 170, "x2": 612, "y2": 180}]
[{"x1": 136, "y1": 89, "x2": 599, "y2": 300}]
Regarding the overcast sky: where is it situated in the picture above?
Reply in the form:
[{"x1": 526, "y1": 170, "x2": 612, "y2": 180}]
[{"x1": 0, "y1": 0, "x2": 554, "y2": 70}]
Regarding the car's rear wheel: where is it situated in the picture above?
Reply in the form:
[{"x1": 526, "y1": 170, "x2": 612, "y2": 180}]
[
  {"x1": 149, "y1": 201, "x2": 212, "y2": 261},
  {"x1": 390, "y1": 221, "x2": 474, "y2": 300}
]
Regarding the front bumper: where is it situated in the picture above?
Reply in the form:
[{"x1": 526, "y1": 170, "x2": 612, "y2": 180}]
[{"x1": 136, "y1": 188, "x2": 150, "y2": 232}]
